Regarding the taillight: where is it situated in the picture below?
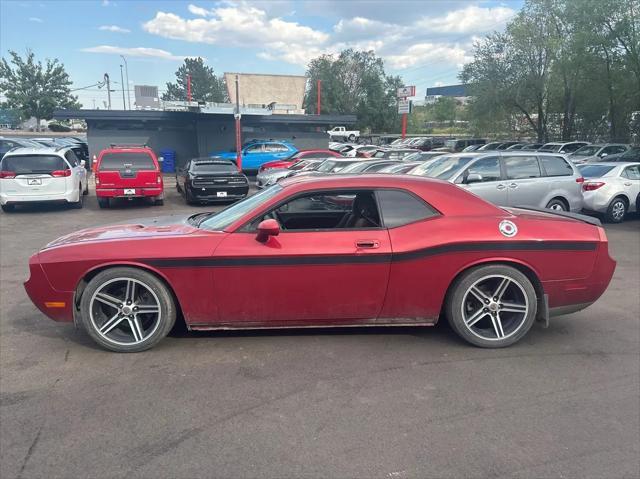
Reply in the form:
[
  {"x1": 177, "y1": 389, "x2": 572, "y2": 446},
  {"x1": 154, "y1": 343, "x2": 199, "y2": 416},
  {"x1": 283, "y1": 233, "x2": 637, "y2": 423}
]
[
  {"x1": 575, "y1": 177, "x2": 584, "y2": 183},
  {"x1": 0, "y1": 171, "x2": 16, "y2": 179},
  {"x1": 583, "y1": 181, "x2": 605, "y2": 191},
  {"x1": 51, "y1": 170, "x2": 72, "y2": 177}
]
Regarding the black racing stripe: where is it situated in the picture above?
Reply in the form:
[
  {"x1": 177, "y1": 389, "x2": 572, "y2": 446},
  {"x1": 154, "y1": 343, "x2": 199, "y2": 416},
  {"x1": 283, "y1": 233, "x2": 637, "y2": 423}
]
[{"x1": 144, "y1": 241, "x2": 598, "y2": 269}]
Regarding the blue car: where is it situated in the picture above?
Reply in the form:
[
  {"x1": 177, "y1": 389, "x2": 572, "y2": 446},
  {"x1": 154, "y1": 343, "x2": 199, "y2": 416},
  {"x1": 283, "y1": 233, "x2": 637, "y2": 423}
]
[{"x1": 211, "y1": 140, "x2": 298, "y2": 173}]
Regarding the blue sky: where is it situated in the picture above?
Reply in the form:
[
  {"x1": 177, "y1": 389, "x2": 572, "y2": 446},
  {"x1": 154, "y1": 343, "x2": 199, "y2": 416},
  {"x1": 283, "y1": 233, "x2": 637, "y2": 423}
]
[{"x1": 1, "y1": 0, "x2": 523, "y2": 109}]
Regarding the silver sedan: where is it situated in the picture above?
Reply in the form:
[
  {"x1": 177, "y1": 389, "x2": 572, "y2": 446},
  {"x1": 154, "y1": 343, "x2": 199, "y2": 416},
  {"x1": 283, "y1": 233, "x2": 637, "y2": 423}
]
[{"x1": 579, "y1": 162, "x2": 640, "y2": 223}]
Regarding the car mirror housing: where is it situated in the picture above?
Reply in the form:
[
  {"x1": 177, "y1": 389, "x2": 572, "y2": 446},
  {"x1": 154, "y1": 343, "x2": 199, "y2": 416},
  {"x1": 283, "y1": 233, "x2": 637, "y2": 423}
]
[
  {"x1": 466, "y1": 173, "x2": 483, "y2": 184},
  {"x1": 256, "y1": 219, "x2": 280, "y2": 243}
]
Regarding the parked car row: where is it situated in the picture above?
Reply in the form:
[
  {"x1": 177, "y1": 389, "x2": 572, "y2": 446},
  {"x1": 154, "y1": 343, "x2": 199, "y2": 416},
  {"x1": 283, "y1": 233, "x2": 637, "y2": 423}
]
[{"x1": 257, "y1": 149, "x2": 640, "y2": 224}]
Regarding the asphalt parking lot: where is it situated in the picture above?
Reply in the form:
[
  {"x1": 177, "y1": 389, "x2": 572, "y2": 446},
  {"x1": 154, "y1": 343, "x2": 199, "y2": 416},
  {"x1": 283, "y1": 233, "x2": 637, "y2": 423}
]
[{"x1": 1, "y1": 180, "x2": 639, "y2": 479}]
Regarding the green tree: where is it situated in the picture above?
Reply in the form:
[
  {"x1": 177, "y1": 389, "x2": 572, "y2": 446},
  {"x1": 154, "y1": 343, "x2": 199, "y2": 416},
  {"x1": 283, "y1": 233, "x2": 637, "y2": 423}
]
[
  {"x1": 304, "y1": 49, "x2": 402, "y2": 133},
  {"x1": 0, "y1": 50, "x2": 80, "y2": 131},
  {"x1": 162, "y1": 57, "x2": 227, "y2": 102}
]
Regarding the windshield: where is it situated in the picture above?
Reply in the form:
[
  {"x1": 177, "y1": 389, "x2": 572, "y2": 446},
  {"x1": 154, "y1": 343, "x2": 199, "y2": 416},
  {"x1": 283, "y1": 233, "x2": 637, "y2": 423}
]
[
  {"x1": 1, "y1": 154, "x2": 66, "y2": 174},
  {"x1": 578, "y1": 165, "x2": 615, "y2": 177},
  {"x1": 621, "y1": 147, "x2": 640, "y2": 161},
  {"x1": 199, "y1": 185, "x2": 282, "y2": 231},
  {"x1": 409, "y1": 155, "x2": 473, "y2": 179},
  {"x1": 193, "y1": 162, "x2": 237, "y2": 173},
  {"x1": 316, "y1": 160, "x2": 356, "y2": 173},
  {"x1": 572, "y1": 145, "x2": 601, "y2": 156}
]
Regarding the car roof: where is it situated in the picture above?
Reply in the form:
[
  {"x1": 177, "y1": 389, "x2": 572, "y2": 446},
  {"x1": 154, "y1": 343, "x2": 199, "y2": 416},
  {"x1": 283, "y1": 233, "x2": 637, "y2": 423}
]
[
  {"x1": 583, "y1": 161, "x2": 639, "y2": 167},
  {"x1": 2, "y1": 146, "x2": 68, "y2": 156}
]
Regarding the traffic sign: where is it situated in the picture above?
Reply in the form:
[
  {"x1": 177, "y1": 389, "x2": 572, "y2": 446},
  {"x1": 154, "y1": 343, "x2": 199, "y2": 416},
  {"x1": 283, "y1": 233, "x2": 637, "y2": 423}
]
[
  {"x1": 398, "y1": 99, "x2": 412, "y2": 114},
  {"x1": 397, "y1": 86, "x2": 416, "y2": 98}
]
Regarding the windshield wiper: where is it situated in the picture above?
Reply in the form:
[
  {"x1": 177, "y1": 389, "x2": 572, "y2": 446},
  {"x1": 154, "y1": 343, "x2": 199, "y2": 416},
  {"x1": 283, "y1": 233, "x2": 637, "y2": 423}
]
[{"x1": 189, "y1": 211, "x2": 217, "y2": 227}]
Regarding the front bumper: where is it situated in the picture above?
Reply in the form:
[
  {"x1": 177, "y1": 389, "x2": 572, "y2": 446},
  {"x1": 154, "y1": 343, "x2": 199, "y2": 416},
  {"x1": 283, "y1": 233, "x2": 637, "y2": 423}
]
[
  {"x1": 96, "y1": 187, "x2": 163, "y2": 198},
  {"x1": 24, "y1": 254, "x2": 74, "y2": 322}
]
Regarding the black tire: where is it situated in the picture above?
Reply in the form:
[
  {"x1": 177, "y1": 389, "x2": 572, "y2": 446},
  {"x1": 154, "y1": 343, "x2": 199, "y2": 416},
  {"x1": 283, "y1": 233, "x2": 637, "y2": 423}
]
[
  {"x1": 78, "y1": 267, "x2": 176, "y2": 352},
  {"x1": 605, "y1": 196, "x2": 627, "y2": 223},
  {"x1": 545, "y1": 198, "x2": 568, "y2": 211},
  {"x1": 155, "y1": 197, "x2": 164, "y2": 206},
  {"x1": 83, "y1": 181, "x2": 89, "y2": 195},
  {"x1": 1, "y1": 204, "x2": 15, "y2": 213},
  {"x1": 446, "y1": 264, "x2": 538, "y2": 348},
  {"x1": 97, "y1": 197, "x2": 109, "y2": 209},
  {"x1": 185, "y1": 187, "x2": 196, "y2": 205},
  {"x1": 348, "y1": 134, "x2": 356, "y2": 141}
]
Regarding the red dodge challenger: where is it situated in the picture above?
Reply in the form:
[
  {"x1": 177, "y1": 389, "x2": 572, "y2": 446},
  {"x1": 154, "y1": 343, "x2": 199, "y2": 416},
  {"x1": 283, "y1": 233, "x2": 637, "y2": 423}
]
[{"x1": 24, "y1": 175, "x2": 616, "y2": 352}]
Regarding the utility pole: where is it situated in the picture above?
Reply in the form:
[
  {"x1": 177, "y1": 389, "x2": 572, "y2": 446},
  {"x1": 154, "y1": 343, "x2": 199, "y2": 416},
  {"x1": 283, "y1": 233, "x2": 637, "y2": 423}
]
[
  {"x1": 104, "y1": 73, "x2": 112, "y2": 110},
  {"x1": 317, "y1": 79, "x2": 321, "y2": 115},
  {"x1": 120, "y1": 65, "x2": 126, "y2": 110},
  {"x1": 234, "y1": 74, "x2": 242, "y2": 171},
  {"x1": 120, "y1": 55, "x2": 130, "y2": 109}
]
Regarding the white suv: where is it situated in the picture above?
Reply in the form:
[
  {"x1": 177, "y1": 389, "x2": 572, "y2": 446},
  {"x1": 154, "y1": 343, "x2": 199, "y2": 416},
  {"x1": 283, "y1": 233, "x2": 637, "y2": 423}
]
[{"x1": 0, "y1": 147, "x2": 88, "y2": 212}]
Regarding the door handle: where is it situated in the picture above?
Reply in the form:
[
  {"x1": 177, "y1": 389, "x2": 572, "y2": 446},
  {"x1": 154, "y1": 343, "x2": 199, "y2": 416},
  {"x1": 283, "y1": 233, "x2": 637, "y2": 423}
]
[
  {"x1": 508, "y1": 183, "x2": 518, "y2": 188},
  {"x1": 356, "y1": 240, "x2": 380, "y2": 249},
  {"x1": 496, "y1": 184, "x2": 506, "y2": 190}
]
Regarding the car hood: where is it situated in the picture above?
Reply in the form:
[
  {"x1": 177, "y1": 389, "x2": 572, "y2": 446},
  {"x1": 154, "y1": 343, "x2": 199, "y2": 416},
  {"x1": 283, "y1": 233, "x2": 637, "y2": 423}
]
[{"x1": 44, "y1": 214, "x2": 199, "y2": 249}]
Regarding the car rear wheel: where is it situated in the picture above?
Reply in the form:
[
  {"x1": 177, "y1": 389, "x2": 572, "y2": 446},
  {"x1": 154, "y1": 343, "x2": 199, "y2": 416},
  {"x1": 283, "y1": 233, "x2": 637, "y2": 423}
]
[
  {"x1": 97, "y1": 197, "x2": 109, "y2": 209},
  {"x1": 446, "y1": 265, "x2": 537, "y2": 348},
  {"x1": 348, "y1": 134, "x2": 356, "y2": 141},
  {"x1": 545, "y1": 198, "x2": 568, "y2": 211},
  {"x1": 605, "y1": 197, "x2": 627, "y2": 223},
  {"x1": 79, "y1": 267, "x2": 176, "y2": 352},
  {"x1": 83, "y1": 181, "x2": 89, "y2": 195},
  {"x1": 154, "y1": 196, "x2": 164, "y2": 206}
]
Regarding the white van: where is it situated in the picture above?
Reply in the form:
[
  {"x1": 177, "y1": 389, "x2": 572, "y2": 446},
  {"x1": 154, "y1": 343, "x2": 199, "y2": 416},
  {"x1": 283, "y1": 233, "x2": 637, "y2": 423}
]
[{"x1": 0, "y1": 147, "x2": 88, "y2": 212}]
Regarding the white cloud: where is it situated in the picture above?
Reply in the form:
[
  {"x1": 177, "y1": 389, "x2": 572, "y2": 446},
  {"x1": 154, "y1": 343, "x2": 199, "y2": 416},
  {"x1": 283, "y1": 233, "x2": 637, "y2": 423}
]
[
  {"x1": 99, "y1": 25, "x2": 130, "y2": 33},
  {"x1": 29, "y1": 17, "x2": 43, "y2": 23},
  {"x1": 81, "y1": 45, "x2": 190, "y2": 61},
  {"x1": 102, "y1": 0, "x2": 111, "y2": 6},
  {"x1": 141, "y1": 2, "x2": 515, "y2": 69},
  {"x1": 187, "y1": 4, "x2": 210, "y2": 17}
]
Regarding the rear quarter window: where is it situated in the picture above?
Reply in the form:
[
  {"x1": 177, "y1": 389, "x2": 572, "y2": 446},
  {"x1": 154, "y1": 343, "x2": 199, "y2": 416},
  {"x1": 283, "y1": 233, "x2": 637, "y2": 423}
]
[
  {"x1": 376, "y1": 189, "x2": 438, "y2": 228},
  {"x1": 539, "y1": 156, "x2": 573, "y2": 176},
  {"x1": 99, "y1": 152, "x2": 156, "y2": 171}
]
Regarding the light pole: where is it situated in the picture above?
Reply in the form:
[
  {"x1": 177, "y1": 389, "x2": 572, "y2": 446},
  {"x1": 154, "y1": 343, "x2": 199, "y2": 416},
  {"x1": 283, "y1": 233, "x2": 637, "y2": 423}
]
[
  {"x1": 120, "y1": 54, "x2": 130, "y2": 110},
  {"x1": 120, "y1": 64, "x2": 126, "y2": 110}
]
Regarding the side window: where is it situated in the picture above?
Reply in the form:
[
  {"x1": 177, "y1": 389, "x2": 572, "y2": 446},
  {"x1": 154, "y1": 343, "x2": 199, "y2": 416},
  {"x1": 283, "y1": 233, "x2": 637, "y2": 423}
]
[
  {"x1": 264, "y1": 143, "x2": 289, "y2": 153},
  {"x1": 611, "y1": 146, "x2": 627, "y2": 155},
  {"x1": 245, "y1": 144, "x2": 263, "y2": 153},
  {"x1": 255, "y1": 190, "x2": 381, "y2": 231},
  {"x1": 65, "y1": 150, "x2": 79, "y2": 167},
  {"x1": 464, "y1": 157, "x2": 501, "y2": 182},
  {"x1": 623, "y1": 166, "x2": 640, "y2": 180},
  {"x1": 376, "y1": 190, "x2": 438, "y2": 228},
  {"x1": 540, "y1": 156, "x2": 573, "y2": 177},
  {"x1": 503, "y1": 156, "x2": 541, "y2": 179}
]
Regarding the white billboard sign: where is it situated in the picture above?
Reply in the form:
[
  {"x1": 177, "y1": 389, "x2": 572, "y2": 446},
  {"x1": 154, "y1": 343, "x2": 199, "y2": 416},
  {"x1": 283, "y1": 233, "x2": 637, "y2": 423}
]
[
  {"x1": 397, "y1": 86, "x2": 416, "y2": 98},
  {"x1": 398, "y1": 99, "x2": 412, "y2": 114}
]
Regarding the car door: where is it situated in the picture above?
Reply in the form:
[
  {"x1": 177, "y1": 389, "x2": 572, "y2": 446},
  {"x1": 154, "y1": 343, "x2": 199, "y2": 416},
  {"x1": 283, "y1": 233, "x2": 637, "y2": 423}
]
[
  {"x1": 501, "y1": 155, "x2": 544, "y2": 207},
  {"x1": 456, "y1": 156, "x2": 508, "y2": 205},
  {"x1": 212, "y1": 189, "x2": 391, "y2": 325},
  {"x1": 621, "y1": 165, "x2": 640, "y2": 211}
]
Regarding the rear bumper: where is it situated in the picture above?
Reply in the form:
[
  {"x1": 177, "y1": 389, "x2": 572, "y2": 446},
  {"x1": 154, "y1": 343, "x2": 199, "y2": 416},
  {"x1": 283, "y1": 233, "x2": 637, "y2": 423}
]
[
  {"x1": 582, "y1": 192, "x2": 609, "y2": 213},
  {"x1": 1, "y1": 190, "x2": 76, "y2": 205},
  {"x1": 96, "y1": 187, "x2": 163, "y2": 198},
  {"x1": 186, "y1": 184, "x2": 248, "y2": 202},
  {"x1": 24, "y1": 254, "x2": 74, "y2": 322}
]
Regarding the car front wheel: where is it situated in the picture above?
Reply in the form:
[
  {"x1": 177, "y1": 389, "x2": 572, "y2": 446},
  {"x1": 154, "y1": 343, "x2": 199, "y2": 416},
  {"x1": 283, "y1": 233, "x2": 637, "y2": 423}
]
[
  {"x1": 79, "y1": 267, "x2": 176, "y2": 352},
  {"x1": 446, "y1": 265, "x2": 537, "y2": 348}
]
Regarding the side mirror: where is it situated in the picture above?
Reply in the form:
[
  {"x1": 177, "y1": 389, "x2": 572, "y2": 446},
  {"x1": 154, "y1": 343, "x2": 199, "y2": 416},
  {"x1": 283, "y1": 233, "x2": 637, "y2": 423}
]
[
  {"x1": 256, "y1": 219, "x2": 280, "y2": 243},
  {"x1": 600, "y1": 152, "x2": 608, "y2": 158},
  {"x1": 466, "y1": 173, "x2": 483, "y2": 184}
]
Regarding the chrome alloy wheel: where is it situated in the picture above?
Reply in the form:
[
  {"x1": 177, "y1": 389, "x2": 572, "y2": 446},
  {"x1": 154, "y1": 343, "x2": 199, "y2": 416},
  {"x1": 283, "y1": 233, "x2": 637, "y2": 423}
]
[
  {"x1": 611, "y1": 200, "x2": 625, "y2": 221},
  {"x1": 460, "y1": 275, "x2": 529, "y2": 341},
  {"x1": 89, "y1": 277, "x2": 162, "y2": 346},
  {"x1": 549, "y1": 203, "x2": 565, "y2": 211}
]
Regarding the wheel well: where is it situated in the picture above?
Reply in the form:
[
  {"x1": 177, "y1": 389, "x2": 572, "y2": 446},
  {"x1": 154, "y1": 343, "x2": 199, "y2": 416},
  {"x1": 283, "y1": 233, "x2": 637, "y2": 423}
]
[
  {"x1": 74, "y1": 264, "x2": 186, "y2": 330},
  {"x1": 548, "y1": 196, "x2": 569, "y2": 209},
  {"x1": 610, "y1": 194, "x2": 629, "y2": 206},
  {"x1": 442, "y1": 260, "x2": 545, "y2": 318}
]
